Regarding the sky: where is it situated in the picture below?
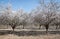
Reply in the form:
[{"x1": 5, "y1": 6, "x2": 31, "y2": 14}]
[
  {"x1": 0, "y1": 0, "x2": 60, "y2": 12},
  {"x1": 0, "y1": 0, "x2": 39, "y2": 12}
]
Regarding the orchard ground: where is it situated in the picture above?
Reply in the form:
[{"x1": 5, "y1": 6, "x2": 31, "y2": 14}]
[
  {"x1": 0, "y1": 34, "x2": 60, "y2": 39},
  {"x1": 0, "y1": 29, "x2": 60, "y2": 39}
]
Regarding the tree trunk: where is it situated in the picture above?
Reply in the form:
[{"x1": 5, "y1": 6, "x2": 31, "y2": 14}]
[
  {"x1": 56, "y1": 25, "x2": 58, "y2": 29},
  {"x1": 46, "y1": 28, "x2": 48, "y2": 34},
  {"x1": 12, "y1": 27, "x2": 15, "y2": 33},
  {"x1": 10, "y1": 25, "x2": 16, "y2": 34},
  {"x1": 23, "y1": 25, "x2": 24, "y2": 29},
  {"x1": 59, "y1": 25, "x2": 60, "y2": 29},
  {"x1": 13, "y1": 28, "x2": 14, "y2": 32},
  {"x1": 11, "y1": 25, "x2": 16, "y2": 33},
  {"x1": 10, "y1": 28, "x2": 14, "y2": 34},
  {"x1": 45, "y1": 25, "x2": 49, "y2": 34},
  {"x1": 39, "y1": 25, "x2": 41, "y2": 29}
]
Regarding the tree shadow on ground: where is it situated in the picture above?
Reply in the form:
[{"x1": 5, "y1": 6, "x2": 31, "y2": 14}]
[
  {"x1": 13, "y1": 31, "x2": 60, "y2": 36},
  {"x1": 0, "y1": 30, "x2": 12, "y2": 35},
  {"x1": 0, "y1": 30, "x2": 60, "y2": 36}
]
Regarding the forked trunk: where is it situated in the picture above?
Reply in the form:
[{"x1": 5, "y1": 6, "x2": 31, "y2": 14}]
[{"x1": 12, "y1": 25, "x2": 16, "y2": 32}]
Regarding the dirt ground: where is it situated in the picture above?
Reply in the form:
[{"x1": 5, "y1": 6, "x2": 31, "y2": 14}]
[
  {"x1": 0, "y1": 30, "x2": 60, "y2": 39},
  {"x1": 0, "y1": 34, "x2": 60, "y2": 39}
]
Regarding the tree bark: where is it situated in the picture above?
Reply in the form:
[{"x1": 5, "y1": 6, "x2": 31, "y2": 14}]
[
  {"x1": 46, "y1": 28, "x2": 48, "y2": 34},
  {"x1": 13, "y1": 28, "x2": 14, "y2": 32},
  {"x1": 45, "y1": 25, "x2": 49, "y2": 34},
  {"x1": 23, "y1": 25, "x2": 24, "y2": 29},
  {"x1": 39, "y1": 25, "x2": 41, "y2": 29},
  {"x1": 11, "y1": 25, "x2": 16, "y2": 32},
  {"x1": 56, "y1": 25, "x2": 59, "y2": 29}
]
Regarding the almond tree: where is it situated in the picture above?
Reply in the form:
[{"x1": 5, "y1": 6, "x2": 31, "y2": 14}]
[
  {"x1": 33, "y1": 13, "x2": 43, "y2": 29},
  {"x1": 51, "y1": 14, "x2": 60, "y2": 29},
  {"x1": 20, "y1": 13, "x2": 29, "y2": 29},
  {"x1": 33, "y1": 0, "x2": 60, "y2": 33},
  {"x1": 0, "y1": 3, "x2": 23, "y2": 31},
  {"x1": 8, "y1": 14, "x2": 18, "y2": 31}
]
